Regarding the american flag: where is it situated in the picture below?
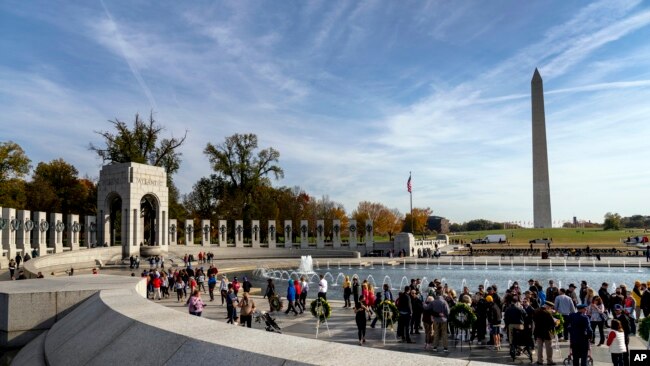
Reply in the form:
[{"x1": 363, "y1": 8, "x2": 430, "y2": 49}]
[{"x1": 407, "y1": 174, "x2": 412, "y2": 193}]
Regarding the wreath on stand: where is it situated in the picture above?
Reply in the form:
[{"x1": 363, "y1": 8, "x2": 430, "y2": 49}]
[
  {"x1": 449, "y1": 303, "x2": 477, "y2": 330},
  {"x1": 310, "y1": 299, "x2": 332, "y2": 322},
  {"x1": 269, "y1": 296, "x2": 284, "y2": 312},
  {"x1": 552, "y1": 312, "x2": 564, "y2": 335},
  {"x1": 375, "y1": 300, "x2": 399, "y2": 325}
]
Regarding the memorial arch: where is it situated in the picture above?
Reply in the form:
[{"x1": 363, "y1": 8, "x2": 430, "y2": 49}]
[{"x1": 97, "y1": 162, "x2": 169, "y2": 257}]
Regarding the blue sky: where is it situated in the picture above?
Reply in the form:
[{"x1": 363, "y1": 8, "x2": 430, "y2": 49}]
[{"x1": 1, "y1": 0, "x2": 650, "y2": 225}]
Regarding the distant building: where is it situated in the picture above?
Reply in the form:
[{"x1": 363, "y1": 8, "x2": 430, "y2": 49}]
[{"x1": 427, "y1": 216, "x2": 449, "y2": 234}]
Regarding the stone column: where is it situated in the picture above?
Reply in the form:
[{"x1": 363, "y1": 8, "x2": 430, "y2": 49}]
[
  {"x1": 316, "y1": 219, "x2": 325, "y2": 249},
  {"x1": 283, "y1": 220, "x2": 293, "y2": 248},
  {"x1": 365, "y1": 219, "x2": 374, "y2": 249},
  {"x1": 67, "y1": 214, "x2": 80, "y2": 251},
  {"x1": 50, "y1": 213, "x2": 63, "y2": 254},
  {"x1": 16, "y1": 210, "x2": 32, "y2": 255},
  {"x1": 348, "y1": 219, "x2": 357, "y2": 249},
  {"x1": 200, "y1": 220, "x2": 210, "y2": 246},
  {"x1": 300, "y1": 220, "x2": 309, "y2": 249},
  {"x1": 169, "y1": 219, "x2": 177, "y2": 245},
  {"x1": 332, "y1": 219, "x2": 341, "y2": 248},
  {"x1": 185, "y1": 220, "x2": 194, "y2": 245},
  {"x1": 251, "y1": 220, "x2": 260, "y2": 248},
  {"x1": 234, "y1": 220, "x2": 244, "y2": 247},
  {"x1": 1, "y1": 207, "x2": 17, "y2": 260},
  {"x1": 267, "y1": 220, "x2": 276, "y2": 248},
  {"x1": 99, "y1": 210, "x2": 109, "y2": 247},
  {"x1": 84, "y1": 215, "x2": 96, "y2": 248},
  {"x1": 34, "y1": 211, "x2": 48, "y2": 256},
  {"x1": 218, "y1": 220, "x2": 227, "y2": 247}
]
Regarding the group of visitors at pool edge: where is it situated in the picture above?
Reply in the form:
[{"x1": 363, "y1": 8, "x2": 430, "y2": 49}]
[{"x1": 136, "y1": 254, "x2": 650, "y2": 366}]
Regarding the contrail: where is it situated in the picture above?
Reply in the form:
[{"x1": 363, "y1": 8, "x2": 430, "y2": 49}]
[{"x1": 99, "y1": 0, "x2": 158, "y2": 110}]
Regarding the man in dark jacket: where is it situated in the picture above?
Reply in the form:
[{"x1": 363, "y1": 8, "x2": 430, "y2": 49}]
[
  {"x1": 396, "y1": 286, "x2": 413, "y2": 343},
  {"x1": 546, "y1": 280, "x2": 559, "y2": 303},
  {"x1": 598, "y1": 283, "x2": 611, "y2": 312},
  {"x1": 640, "y1": 282, "x2": 650, "y2": 318},
  {"x1": 533, "y1": 302, "x2": 557, "y2": 365},
  {"x1": 410, "y1": 289, "x2": 423, "y2": 335},
  {"x1": 504, "y1": 302, "x2": 526, "y2": 344},
  {"x1": 486, "y1": 295, "x2": 502, "y2": 350},
  {"x1": 568, "y1": 304, "x2": 593, "y2": 366}
]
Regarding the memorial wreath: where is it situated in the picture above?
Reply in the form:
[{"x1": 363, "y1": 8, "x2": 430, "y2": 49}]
[
  {"x1": 375, "y1": 300, "x2": 399, "y2": 323},
  {"x1": 449, "y1": 303, "x2": 477, "y2": 330},
  {"x1": 310, "y1": 299, "x2": 332, "y2": 322}
]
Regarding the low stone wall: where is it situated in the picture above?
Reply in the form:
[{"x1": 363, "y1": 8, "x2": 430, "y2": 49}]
[
  {"x1": 22, "y1": 247, "x2": 124, "y2": 278},
  {"x1": 13, "y1": 276, "x2": 490, "y2": 366},
  {"x1": 0, "y1": 275, "x2": 145, "y2": 347}
]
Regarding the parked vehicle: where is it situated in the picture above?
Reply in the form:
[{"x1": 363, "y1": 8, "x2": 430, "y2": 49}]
[
  {"x1": 472, "y1": 234, "x2": 507, "y2": 244},
  {"x1": 529, "y1": 238, "x2": 552, "y2": 244}
]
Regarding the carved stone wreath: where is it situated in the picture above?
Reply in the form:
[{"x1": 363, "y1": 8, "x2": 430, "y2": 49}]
[
  {"x1": 301, "y1": 225, "x2": 307, "y2": 234},
  {"x1": 169, "y1": 224, "x2": 176, "y2": 234},
  {"x1": 269, "y1": 225, "x2": 275, "y2": 235},
  {"x1": 0, "y1": 218, "x2": 7, "y2": 230},
  {"x1": 333, "y1": 224, "x2": 340, "y2": 234},
  {"x1": 55, "y1": 221, "x2": 65, "y2": 233},
  {"x1": 72, "y1": 222, "x2": 81, "y2": 233},
  {"x1": 39, "y1": 220, "x2": 49, "y2": 232},
  {"x1": 349, "y1": 224, "x2": 356, "y2": 233},
  {"x1": 24, "y1": 219, "x2": 34, "y2": 232},
  {"x1": 317, "y1": 224, "x2": 323, "y2": 235},
  {"x1": 220, "y1": 225, "x2": 226, "y2": 234},
  {"x1": 203, "y1": 225, "x2": 210, "y2": 236},
  {"x1": 366, "y1": 224, "x2": 373, "y2": 233},
  {"x1": 186, "y1": 225, "x2": 193, "y2": 234},
  {"x1": 89, "y1": 222, "x2": 97, "y2": 233},
  {"x1": 10, "y1": 219, "x2": 22, "y2": 232}
]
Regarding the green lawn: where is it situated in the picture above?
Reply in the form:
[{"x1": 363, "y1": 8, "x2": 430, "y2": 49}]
[{"x1": 449, "y1": 228, "x2": 648, "y2": 245}]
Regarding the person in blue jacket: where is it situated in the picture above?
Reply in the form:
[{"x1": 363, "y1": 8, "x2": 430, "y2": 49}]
[
  {"x1": 285, "y1": 279, "x2": 299, "y2": 315},
  {"x1": 568, "y1": 304, "x2": 593, "y2": 366}
]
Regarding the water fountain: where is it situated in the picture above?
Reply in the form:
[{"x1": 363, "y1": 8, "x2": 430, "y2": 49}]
[
  {"x1": 498, "y1": 258, "x2": 501, "y2": 268},
  {"x1": 324, "y1": 272, "x2": 334, "y2": 284},
  {"x1": 403, "y1": 258, "x2": 407, "y2": 270},
  {"x1": 578, "y1": 260, "x2": 581, "y2": 271},
  {"x1": 366, "y1": 275, "x2": 377, "y2": 288},
  {"x1": 425, "y1": 258, "x2": 429, "y2": 269},
  {"x1": 348, "y1": 262, "x2": 352, "y2": 270},
  {"x1": 484, "y1": 279, "x2": 490, "y2": 289},
  {"x1": 549, "y1": 260, "x2": 553, "y2": 271},
  {"x1": 381, "y1": 259, "x2": 384, "y2": 269},
  {"x1": 399, "y1": 276, "x2": 409, "y2": 290},
  {"x1": 461, "y1": 257, "x2": 464, "y2": 270},
  {"x1": 473, "y1": 258, "x2": 476, "y2": 270},
  {"x1": 510, "y1": 260, "x2": 514, "y2": 271},
  {"x1": 298, "y1": 255, "x2": 314, "y2": 273},
  {"x1": 485, "y1": 259, "x2": 488, "y2": 270},
  {"x1": 334, "y1": 273, "x2": 346, "y2": 286},
  {"x1": 383, "y1": 275, "x2": 394, "y2": 290},
  {"x1": 592, "y1": 258, "x2": 596, "y2": 272},
  {"x1": 536, "y1": 260, "x2": 539, "y2": 271},
  {"x1": 449, "y1": 257, "x2": 453, "y2": 269},
  {"x1": 638, "y1": 259, "x2": 643, "y2": 273},
  {"x1": 461, "y1": 278, "x2": 467, "y2": 290},
  {"x1": 316, "y1": 261, "x2": 320, "y2": 270},
  {"x1": 523, "y1": 258, "x2": 526, "y2": 270},
  {"x1": 359, "y1": 261, "x2": 363, "y2": 270},
  {"x1": 608, "y1": 261, "x2": 611, "y2": 271},
  {"x1": 327, "y1": 260, "x2": 330, "y2": 270},
  {"x1": 623, "y1": 261, "x2": 626, "y2": 272},
  {"x1": 564, "y1": 260, "x2": 567, "y2": 271},
  {"x1": 338, "y1": 261, "x2": 341, "y2": 269}
]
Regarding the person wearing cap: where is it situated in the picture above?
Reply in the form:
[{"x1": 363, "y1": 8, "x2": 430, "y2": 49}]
[
  {"x1": 533, "y1": 301, "x2": 556, "y2": 365},
  {"x1": 613, "y1": 304, "x2": 631, "y2": 365},
  {"x1": 554, "y1": 288, "x2": 576, "y2": 341},
  {"x1": 568, "y1": 304, "x2": 593, "y2": 366},
  {"x1": 486, "y1": 295, "x2": 502, "y2": 351}
]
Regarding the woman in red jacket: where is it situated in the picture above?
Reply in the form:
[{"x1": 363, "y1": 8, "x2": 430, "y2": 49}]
[{"x1": 294, "y1": 280, "x2": 304, "y2": 313}]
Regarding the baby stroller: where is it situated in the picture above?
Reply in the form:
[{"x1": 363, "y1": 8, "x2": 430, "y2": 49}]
[
  {"x1": 562, "y1": 345, "x2": 593, "y2": 366},
  {"x1": 509, "y1": 328, "x2": 533, "y2": 362},
  {"x1": 254, "y1": 311, "x2": 282, "y2": 333}
]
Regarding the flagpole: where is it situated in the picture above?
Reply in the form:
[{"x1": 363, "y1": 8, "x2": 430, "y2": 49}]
[{"x1": 409, "y1": 171, "x2": 413, "y2": 236}]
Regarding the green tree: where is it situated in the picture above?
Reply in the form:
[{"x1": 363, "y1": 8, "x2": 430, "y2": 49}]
[
  {"x1": 204, "y1": 133, "x2": 283, "y2": 191},
  {"x1": 25, "y1": 159, "x2": 96, "y2": 215},
  {"x1": 90, "y1": 113, "x2": 187, "y2": 174},
  {"x1": 0, "y1": 141, "x2": 31, "y2": 182},
  {"x1": 603, "y1": 212, "x2": 621, "y2": 231},
  {"x1": 403, "y1": 207, "x2": 432, "y2": 235}
]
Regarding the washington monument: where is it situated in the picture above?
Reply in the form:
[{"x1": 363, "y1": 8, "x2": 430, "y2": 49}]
[{"x1": 531, "y1": 68, "x2": 552, "y2": 228}]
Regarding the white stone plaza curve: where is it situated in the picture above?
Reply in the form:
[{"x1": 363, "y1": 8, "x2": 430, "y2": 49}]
[{"x1": 4, "y1": 249, "x2": 494, "y2": 366}]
